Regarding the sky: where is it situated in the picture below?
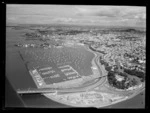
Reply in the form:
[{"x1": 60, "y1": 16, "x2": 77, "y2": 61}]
[{"x1": 6, "y1": 5, "x2": 146, "y2": 28}]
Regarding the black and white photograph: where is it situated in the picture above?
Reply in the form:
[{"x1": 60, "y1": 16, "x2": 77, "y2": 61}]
[{"x1": 5, "y1": 4, "x2": 146, "y2": 108}]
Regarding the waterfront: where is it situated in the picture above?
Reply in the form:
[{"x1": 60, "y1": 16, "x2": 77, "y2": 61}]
[{"x1": 6, "y1": 27, "x2": 145, "y2": 108}]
